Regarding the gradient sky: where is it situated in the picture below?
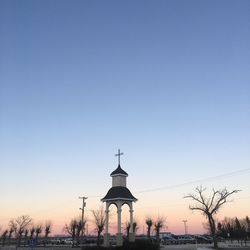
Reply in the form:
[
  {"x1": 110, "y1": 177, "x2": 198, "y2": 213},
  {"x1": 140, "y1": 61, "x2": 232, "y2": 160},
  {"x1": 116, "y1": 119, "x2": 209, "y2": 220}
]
[{"x1": 0, "y1": 0, "x2": 249, "y2": 235}]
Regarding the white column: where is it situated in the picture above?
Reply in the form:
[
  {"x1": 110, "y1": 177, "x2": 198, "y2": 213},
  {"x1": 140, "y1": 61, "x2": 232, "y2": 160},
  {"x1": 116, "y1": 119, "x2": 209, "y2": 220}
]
[
  {"x1": 129, "y1": 208, "x2": 134, "y2": 233},
  {"x1": 104, "y1": 202, "x2": 110, "y2": 247},
  {"x1": 129, "y1": 203, "x2": 135, "y2": 242},
  {"x1": 105, "y1": 209, "x2": 109, "y2": 234},
  {"x1": 116, "y1": 202, "x2": 123, "y2": 246},
  {"x1": 117, "y1": 203, "x2": 122, "y2": 234}
]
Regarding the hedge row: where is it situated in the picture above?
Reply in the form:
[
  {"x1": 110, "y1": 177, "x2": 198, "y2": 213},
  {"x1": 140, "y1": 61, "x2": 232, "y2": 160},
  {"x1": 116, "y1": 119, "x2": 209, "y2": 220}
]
[{"x1": 82, "y1": 240, "x2": 159, "y2": 250}]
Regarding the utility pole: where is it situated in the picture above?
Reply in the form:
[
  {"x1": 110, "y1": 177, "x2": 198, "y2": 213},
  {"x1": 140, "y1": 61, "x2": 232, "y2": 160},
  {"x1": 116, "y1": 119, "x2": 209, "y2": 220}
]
[
  {"x1": 182, "y1": 220, "x2": 188, "y2": 235},
  {"x1": 79, "y1": 196, "x2": 88, "y2": 236}
]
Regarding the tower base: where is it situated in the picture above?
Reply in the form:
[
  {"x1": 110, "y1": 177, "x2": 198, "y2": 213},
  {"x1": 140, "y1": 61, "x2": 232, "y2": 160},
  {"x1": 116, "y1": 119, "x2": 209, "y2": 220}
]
[
  {"x1": 129, "y1": 232, "x2": 135, "y2": 242},
  {"x1": 104, "y1": 233, "x2": 110, "y2": 247},
  {"x1": 116, "y1": 233, "x2": 123, "y2": 246}
]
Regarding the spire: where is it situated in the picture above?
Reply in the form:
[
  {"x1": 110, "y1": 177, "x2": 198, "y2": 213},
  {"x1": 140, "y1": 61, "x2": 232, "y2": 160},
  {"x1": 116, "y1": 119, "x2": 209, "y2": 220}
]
[{"x1": 110, "y1": 164, "x2": 128, "y2": 177}]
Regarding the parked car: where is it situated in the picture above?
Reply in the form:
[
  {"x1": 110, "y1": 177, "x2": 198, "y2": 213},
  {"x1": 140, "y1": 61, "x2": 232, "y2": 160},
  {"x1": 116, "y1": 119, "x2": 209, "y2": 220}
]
[
  {"x1": 50, "y1": 239, "x2": 61, "y2": 245},
  {"x1": 194, "y1": 235, "x2": 212, "y2": 244},
  {"x1": 64, "y1": 239, "x2": 73, "y2": 245},
  {"x1": 161, "y1": 235, "x2": 177, "y2": 245},
  {"x1": 216, "y1": 236, "x2": 225, "y2": 242},
  {"x1": 203, "y1": 235, "x2": 214, "y2": 243},
  {"x1": 172, "y1": 235, "x2": 196, "y2": 244}
]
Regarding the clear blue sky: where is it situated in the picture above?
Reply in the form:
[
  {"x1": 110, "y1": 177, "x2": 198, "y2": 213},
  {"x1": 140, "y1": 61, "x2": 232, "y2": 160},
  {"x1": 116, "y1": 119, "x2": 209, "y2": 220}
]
[{"x1": 0, "y1": 0, "x2": 249, "y2": 234}]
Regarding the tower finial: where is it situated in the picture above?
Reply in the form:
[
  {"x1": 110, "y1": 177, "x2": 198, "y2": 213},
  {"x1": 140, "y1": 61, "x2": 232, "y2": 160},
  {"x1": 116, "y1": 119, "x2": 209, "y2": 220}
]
[{"x1": 115, "y1": 149, "x2": 124, "y2": 165}]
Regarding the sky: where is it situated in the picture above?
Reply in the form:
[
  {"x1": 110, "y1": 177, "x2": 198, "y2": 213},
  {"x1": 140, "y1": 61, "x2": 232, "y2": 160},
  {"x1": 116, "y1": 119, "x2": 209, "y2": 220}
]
[{"x1": 0, "y1": 0, "x2": 249, "y2": 236}]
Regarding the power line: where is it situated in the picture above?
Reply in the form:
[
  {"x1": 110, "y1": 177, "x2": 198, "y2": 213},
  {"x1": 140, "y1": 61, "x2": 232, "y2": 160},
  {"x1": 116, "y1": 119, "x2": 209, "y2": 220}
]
[
  {"x1": 87, "y1": 167, "x2": 250, "y2": 198},
  {"x1": 134, "y1": 168, "x2": 250, "y2": 194}
]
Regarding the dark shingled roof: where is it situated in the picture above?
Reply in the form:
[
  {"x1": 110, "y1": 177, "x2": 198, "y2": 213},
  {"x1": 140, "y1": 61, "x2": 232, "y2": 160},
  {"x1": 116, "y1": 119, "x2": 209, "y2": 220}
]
[
  {"x1": 110, "y1": 165, "x2": 128, "y2": 176},
  {"x1": 101, "y1": 186, "x2": 137, "y2": 202}
]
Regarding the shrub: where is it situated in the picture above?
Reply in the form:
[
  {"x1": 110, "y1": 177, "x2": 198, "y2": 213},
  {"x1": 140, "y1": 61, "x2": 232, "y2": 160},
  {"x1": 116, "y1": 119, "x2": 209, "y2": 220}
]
[{"x1": 82, "y1": 239, "x2": 159, "y2": 250}]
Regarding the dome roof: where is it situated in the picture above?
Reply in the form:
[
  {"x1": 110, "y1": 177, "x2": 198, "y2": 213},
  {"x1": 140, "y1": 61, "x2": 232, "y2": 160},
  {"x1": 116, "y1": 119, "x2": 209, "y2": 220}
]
[
  {"x1": 101, "y1": 186, "x2": 137, "y2": 202},
  {"x1": 110, "y1": 165, "x2": 128, "y2": 176}
]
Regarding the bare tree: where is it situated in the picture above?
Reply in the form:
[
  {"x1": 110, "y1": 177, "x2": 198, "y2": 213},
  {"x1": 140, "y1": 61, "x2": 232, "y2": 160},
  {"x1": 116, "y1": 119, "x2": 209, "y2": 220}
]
[
  {"x1": 92, "y1": 207, "x2": 106, "y2": 247},
  {"x1": 8, "y1": 220, "x2": 16, "y2": 235},
  {"x1": 246, "y1": 216, "x2": 250, "y2": 238},
  {"x1": 65, "y1": 219, "x2": 77, "y2": 246},
  {"x1": 217, "y1": 216, "x2": 249, "y2": 245},
  {"x1": 1, "y1": 230, "x2": 8, "y2": 246},
  {"x1": 29, "y1": 226, "x2": 35, "y2": 239},
  {"x1": 9, "y1": 215, "x2": 32, "y2": 246},
  {"x1": 234, "y1": 217, "x2": 247, "y2": 245},
  {"x1": 184, "y1": 186, "x2": 240, "y2": 248},
  {"x1": 133, "y1": 222, "x2": 138, "y2": 234},
  {"x1": 154, "y1": 217, "x2": 165, "y2": 244},
  {"x1": 146, "y1": 217, "x2": 153, "y2": 239},
  {"x1": 125, "y1": 221, "x2": 130, "y2": 238},
  {"x1": 125, "y1": 221, "x2": 138, "y2": 238},
  {"x1": 65, "y1": 218, "x2": 83, "y2": 246},
  {"x1": 24, "y1": 229, "x2": 29, "y2": 246},
  {"x1": 8, "y1": 223, "x2": 15, "y2": 244},
  {"x1": 44, "y1": 221, "x2": 52, "y2": 246},
  {"x1": 75, "y1": 219, "x2": 85, "y2": 246},
  {"x1": 35, "y1": 225, "x2": 42, "y2": 241}
]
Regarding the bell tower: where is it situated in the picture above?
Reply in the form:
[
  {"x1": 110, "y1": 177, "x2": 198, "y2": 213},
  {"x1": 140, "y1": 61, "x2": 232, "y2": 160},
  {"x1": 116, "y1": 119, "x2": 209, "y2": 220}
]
[{"x1": 101, "y1": 149, "x2": 137, "y2": 247}]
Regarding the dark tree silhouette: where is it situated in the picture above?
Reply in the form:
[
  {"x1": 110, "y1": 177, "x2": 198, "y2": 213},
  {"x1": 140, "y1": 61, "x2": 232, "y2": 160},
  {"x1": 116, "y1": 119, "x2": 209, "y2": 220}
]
[
  {"x1": 146, "y1": 217, "x2": 153, "y2": 239},
  {"x1": 217, "y1": 216, "x2": 249, "y2": 245},
  {"x1": 9, "y1": 215, "x2": 32, "y2": 246},
  {"x1": 8, "y1": 224, "x2": 15, "y2": 244},
  {"x1": 65, "y1": 219, "x2": 77, "y2": 246},
  {"x1": 24, "y1": 229, "x2": 28, "y2": 246},
  {"x1": 44, "y1": 221, "x2": 52, "y2": 246},
  {"x1": 65, "y1": 218, "x2": 83, "y2": 246},
  {"x1": 35, "y1": 225, "x2": 42, "y2": 241},
  {"x1": 184, "y1": 186, "x2": 240, "y2": 248},
  {"x1": 92, "y1": 207, "x2": 106, "y2": 247},
  {"x1": 29, "y1": 226, "x2": 35, "y2": 239},
  {"x1": 246, "y1": 216, "x2": 250, "y2": 238},
  {"x1": 125, "y1": 222, "x2": 130, "y2": 238},
  {"x1": 1, "y1": 230, "x2": 8, "y2": 246},
  {"x1": 234, "y1": 218, "x2": 246, "y2": 243},
  {"x1": 154, "y1": 217, "x2": 165, "y2": 245},
  {"x1": 132, "y1": 222, "x2": 137, "y2": 233},
  {"x1": 217, "y1": 217, "x2": 234, "y2": 239},
  {"x1": 75, "y1": 220, "x2": 85, "y2": 246},
  {"x1": 125, "y1": 221, "x2": 138, "y2": 238}
]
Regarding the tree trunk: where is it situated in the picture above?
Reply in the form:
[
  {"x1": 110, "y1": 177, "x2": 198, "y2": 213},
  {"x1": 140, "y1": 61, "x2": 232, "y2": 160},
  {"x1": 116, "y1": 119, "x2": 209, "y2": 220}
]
[
  {"x1": 17, "y1": 233, "x2": 22, "y2": 247},
  {"x1": 44, "y1": 236, "x2": 47, "y2": 247},
  {"x1": 208, "y1": 216, "x2": 218, "y2": 248},
  {"x1": 147, "y1": 226, "x2": 151, "y2": 239},
  {"x1": 97, "y1": 231, "x2": 100, "y2": 247},
  {"x1": 126, "y1": 226, "x2": 130, "y2": 238},
  {"x1": 156, "y1": 228, "x2": 160, "y2": 245}
]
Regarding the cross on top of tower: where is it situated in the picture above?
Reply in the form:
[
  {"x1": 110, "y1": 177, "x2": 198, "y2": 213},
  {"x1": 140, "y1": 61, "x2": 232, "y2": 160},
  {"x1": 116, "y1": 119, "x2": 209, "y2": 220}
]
[{"x1": 115, "y1": 149, "x2": 124, "y2": 165}]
